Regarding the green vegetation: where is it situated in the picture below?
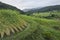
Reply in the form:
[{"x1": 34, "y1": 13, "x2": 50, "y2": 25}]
[
  {"x1": 32, "y1": 11, "x2": 60, "y2": 19},
  {"x1": 0, "y1": 9, "x2": 27, "y2": 38},
  {"x1": 0, "y1": 9, "x2": 60, "y2": 40}
]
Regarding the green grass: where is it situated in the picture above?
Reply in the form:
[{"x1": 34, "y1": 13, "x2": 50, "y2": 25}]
[{"x1": 0, "y1": 9, "x2": 60, "y2": 40}]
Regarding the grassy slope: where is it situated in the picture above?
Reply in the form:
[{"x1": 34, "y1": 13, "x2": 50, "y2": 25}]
[{"x1": 0, "y1": 9, "x2": 60, "y2": 40}]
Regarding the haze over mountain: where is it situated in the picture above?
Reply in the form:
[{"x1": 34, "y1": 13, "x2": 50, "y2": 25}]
[
  {"x1": 23, "y1": 7, "x2": 42, "y2": 12},
  {"x1": 0, "y1": 0, "x2": 60, "y2": 10},
  {"x1": 0, "y1": 1, "x2": 60, "y2": 15},
  {"x1": 24, "y1": 5, "x2": 60, "y2": 14}
]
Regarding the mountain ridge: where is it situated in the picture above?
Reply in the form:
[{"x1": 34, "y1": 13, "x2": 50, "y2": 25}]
[
  {"x1": 0, "y1": 2, "x2": 24, "y2": 14},
  {"x1": 23, "y1": 5, "x2": 60, "y2": 14}
]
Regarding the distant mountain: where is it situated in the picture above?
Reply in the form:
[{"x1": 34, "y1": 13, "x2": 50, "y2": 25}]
[
  {"x1": 0, "y1": 2, "x2": 24, "y2": 14},
  {"x1": 23, "y1": 7, "x2": 42, "y2": 12},
  {"x1": 24, "y1": 5, "x2": 60, "y2": 14}
]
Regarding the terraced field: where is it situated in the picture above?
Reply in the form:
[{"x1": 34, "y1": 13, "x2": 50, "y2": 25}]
[
  {"x1": 32, "y1": 11, "x2": 60, "y2": 19},
  {"x1": 0, "y1": 9, "x2": 60, "y2": 40}
]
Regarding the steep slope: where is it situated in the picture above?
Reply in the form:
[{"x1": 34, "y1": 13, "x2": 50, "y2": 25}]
[
  {"x1": 0, "y1": 9, "x2": 60, "y2": 40},
  {"x1": 0, "y1": 2, "x2": 24, "y2": 14}
]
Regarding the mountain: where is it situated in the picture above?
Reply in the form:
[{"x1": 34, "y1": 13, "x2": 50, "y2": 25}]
[
  {"x1": 0, "y1": 2, "x2": 24, "y2": 14},
  {"x1": 23, "y1": 7, "x2": 42, "y2": 12},
  {"x1": 24, "y1": 5, "x2": 60, "y2": 14}
]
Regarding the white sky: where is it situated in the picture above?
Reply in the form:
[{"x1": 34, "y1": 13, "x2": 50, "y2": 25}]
[{"x1": 0, "y1": 0, "x2": 60, "y2": 10}]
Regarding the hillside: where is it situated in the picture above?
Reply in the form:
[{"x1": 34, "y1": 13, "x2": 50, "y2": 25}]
[
  {"x1": 0, "y1": 9, "x2": 59, "y2": 40},
  {"x1": 0, "y1": 2, "x2": 24, "y2": 14},
  {"x1": 24, "y1": 5, "x2": 60, "y2": 15}
]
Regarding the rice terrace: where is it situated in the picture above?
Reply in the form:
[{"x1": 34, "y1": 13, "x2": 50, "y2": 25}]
[{"x1": 0, "y1": 1, "x2": 60, "y2": 40}]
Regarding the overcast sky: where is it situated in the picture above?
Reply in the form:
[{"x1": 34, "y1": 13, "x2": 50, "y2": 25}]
[{"x1": 0, "y1": 0, "x2": 60, "y2": 10}]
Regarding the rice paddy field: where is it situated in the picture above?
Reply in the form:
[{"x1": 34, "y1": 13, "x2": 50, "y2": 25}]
[{"x1": 0, "y1": 9, "x2": 60, "y2": 40}]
